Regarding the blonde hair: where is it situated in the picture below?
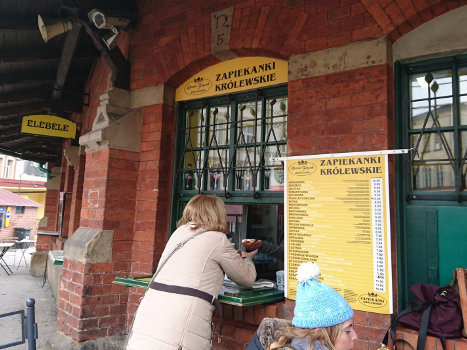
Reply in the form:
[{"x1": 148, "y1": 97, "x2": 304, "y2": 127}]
[
  {"x1": 177, "y1": 194, "x2": 227, "y2": 233},
  {"x1": 267, "y1": 321, "x2": 344, "y2": 350}
]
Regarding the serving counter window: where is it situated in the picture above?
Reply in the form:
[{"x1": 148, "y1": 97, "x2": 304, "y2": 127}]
[{"x1": 170, "y1": 85, "x2": 288, "y2": 305}]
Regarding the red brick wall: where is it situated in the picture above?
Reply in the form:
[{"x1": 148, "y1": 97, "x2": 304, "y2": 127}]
[
  {"x1": 0, "y1": 206, "x2": 38, "y2": 240},
  {"x1": 131, "y1": 104, "x2": 175, "y2": 276},
  {"x1": 57, "y1": 259, "x2": 129, "y2": 341},
  {"x1": 288, "y1": 64, "x2": 394, "y2": 155},
  {"x1": 56, "y1": 147, "x2": 139, "y2": 340}
]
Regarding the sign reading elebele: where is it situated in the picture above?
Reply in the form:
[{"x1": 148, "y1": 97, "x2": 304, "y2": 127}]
[
  {"x1": 21, "y1": 114, "x2": 77, "y2": 139},
  {"x1": 176, "y1": 57, "x2": 288, "y2": 101}
]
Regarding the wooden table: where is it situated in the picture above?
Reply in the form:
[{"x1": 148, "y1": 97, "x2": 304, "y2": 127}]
[{"x1": 0, "y1": 242, "x2": 14, "y2": 275}]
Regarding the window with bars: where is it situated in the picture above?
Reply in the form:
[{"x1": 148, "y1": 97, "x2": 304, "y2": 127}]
[
  {"x1": 175, "y1": 86, "x2": 287, "y2": 199},
  {"x1": 403, "y1": 55, "x2": 467, "y2": 201},
  {"x1": 172, "y1": 86, "x2": 288, "y2": 284}
]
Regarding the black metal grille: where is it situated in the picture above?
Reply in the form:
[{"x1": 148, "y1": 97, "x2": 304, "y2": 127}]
[
  {"x1": 406, "y1": 59, "x2": 467, "y2": 201},
  {"x1": 176, "y1": 89, "x2": 287, "y2": 198}
]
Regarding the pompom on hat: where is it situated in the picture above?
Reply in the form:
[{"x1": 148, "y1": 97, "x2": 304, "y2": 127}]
[{"x1": 292, "y1": 262, "x2": 353, "y2": 329}]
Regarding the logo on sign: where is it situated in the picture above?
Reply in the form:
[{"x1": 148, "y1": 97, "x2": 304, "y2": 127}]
[
  {"x1": 184, "y1": 77, "x2": 213, "y2": 96},
  {"x1": 288, "y1": 161, "x2": 317, "y2": 176},
  {"x1": 358, "y1": 292, "x2": 387, "y2": 308}
]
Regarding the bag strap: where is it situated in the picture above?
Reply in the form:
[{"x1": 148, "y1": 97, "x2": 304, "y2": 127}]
[
  {"x1": 149, "y1": 281, "x2": 223, "y2": 339},
  {"x1": 416, "y1": 303, "x2": 432, "y2": 350},
  {"x1": 153, "y1": 229, "x2": 207, "y2": 279},
  {"x1": 382, "y1": 301, "x2": 446, "y2": 350}
]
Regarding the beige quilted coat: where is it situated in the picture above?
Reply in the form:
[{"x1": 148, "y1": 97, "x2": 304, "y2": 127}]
[{"x1": 126, "y1": 224, "x2": 257, "y2": 350}]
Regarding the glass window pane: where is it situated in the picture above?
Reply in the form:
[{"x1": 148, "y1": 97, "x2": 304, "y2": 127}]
[
  {"x1": 462, "y1": 131, "x2": 467, "y2": 191},
  {"x1": 235, "y1": 146, "x2": 259, "y2": 190},
  {"x1": 460, "y1": 67, "x2": 467, "y2": 125},
  {"x1": 461, "y1": 95, "x2": 467, "y2": 125},
  {"x1": 410, "y1": 99, "x2": 429, "y2": 128},
  {"x1": 459, "y1": 67, "x2": 467, "y2": 95},
  {"x1": 237, "y1": 101, "x2": 261, "y2": 144},
  {"x1": 208, "y1": 105, "x2": 230, "y2": 146},
  {"x1": 410, "y1": 132, "x2": 453, "y2": 162},
  {"x1": 410, "y1": 97, "x2": 453, "y2": 129},
  {"x1": 266, "y1": 97, "x2": 287, "y2": 142},
  {"x1": 236, "y1": 146, "x2": 260, "y2": 168},
  {"x1": 412, "y1": 162, "x2": 454, "y2": 191},
  {"x1": 410, "y1": 71, "x2": 453, "y2": 129},
  {"x1": 185, "y1": 109, "x2": 205, "y2": 147}
]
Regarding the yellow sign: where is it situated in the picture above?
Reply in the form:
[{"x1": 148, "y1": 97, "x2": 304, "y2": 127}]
[
  {"x1": 5, "y1": 207, "x2": 11, "y2": 227},
  {"x1": 21, "y1": 115, "x2": 77, "y2": 139},
  {"x1": 285, "y1": 153, "x2": 392, "y2": 314},
  {"x1": 175, "y1": 57, "x2": 288, "y2": 101}
]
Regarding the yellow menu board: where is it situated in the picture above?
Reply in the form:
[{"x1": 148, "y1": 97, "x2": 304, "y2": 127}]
[{"x1": 285, "y1": 152, "x2": 393, "y2": 314}]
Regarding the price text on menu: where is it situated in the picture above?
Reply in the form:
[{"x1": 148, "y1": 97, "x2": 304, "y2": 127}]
[{"x1": 285, "y1": 154, "x2": 392, "y2": 314}]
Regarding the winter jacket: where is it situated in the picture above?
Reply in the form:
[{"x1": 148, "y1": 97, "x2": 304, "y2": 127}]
[
  {"x1": 126, "y1": 224, "x2": 257, "y2": 350},
  {"x1": 246, "y1": 318, "x2": 327, "y2": 350}
]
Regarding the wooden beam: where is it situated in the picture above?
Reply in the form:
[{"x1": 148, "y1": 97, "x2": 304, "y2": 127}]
[
  {"x1": 0, "y1": 15, "x2": 38, "y2": 30},
  {"x1": 0, "y1": 45, "x2": 97, "y2": 62},
  {"x1": 0, "y1": 99, "x2": 82, "y2": 116}
]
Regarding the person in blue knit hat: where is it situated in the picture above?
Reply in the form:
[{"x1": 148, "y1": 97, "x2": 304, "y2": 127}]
[{"x1": 247, "y1": 262, "x2": 358, "y2": 350}]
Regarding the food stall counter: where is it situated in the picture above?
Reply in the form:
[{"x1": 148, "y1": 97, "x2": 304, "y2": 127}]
[{"x1": 113, "y1": 275, "x2": 284, "y2": 306}]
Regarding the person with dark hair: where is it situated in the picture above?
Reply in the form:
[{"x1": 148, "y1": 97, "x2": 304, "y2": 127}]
[
  {"x1": 127, "y1": 194, "x2": 258, "y2": 350},
  {"x1": 247, "y1": 262, "x2": 358, "y2": 350}
]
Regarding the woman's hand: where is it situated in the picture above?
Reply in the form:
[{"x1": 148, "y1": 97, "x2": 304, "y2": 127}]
[{"x1": 240, "y1": 249, "x2": 258, "y2": 259}]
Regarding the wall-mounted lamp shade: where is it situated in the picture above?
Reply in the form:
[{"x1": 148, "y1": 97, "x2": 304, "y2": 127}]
[
  {"x1": 37, "y1": 14, "x2": 73, "y2": 43},
  {"x1": 88, "y1": 9, "x2": 106, "y2": 29}
]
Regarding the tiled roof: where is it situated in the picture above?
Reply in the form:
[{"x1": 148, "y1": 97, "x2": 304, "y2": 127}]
[{"x1": 0, "y1": 188, "x2": 42, "y2": 207}]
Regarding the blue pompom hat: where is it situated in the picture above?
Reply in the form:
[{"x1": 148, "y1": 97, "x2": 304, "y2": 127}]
[{"x1": 292, "y1": 262, "x2": 353, "y2": 329}]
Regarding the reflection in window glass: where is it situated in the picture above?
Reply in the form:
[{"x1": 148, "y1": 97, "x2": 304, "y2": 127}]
[
  {"x1": 410, "y1": 133, "x2": 453, "y2": 162},
  {"x1": 209, "y1": 105, "x2": 230, "y2": 146},
  {"x1": 412, "y1": 162, "x2": 454, "y2": 191},
  {"x1": 435, "y1": 166, "x2": 444, "y2": 188},
  {"x1": 410, "y1": 71, "x2": 453, "y2": 128}
]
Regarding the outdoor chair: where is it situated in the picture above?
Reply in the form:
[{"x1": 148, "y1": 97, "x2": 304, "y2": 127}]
[{"x1": 1, "y1": 238, "x2": 19, "y2": 267}]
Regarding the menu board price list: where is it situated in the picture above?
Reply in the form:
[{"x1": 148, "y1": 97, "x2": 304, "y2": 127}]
[
  {"x1": 371, "y1": 178, "x2": 385, "y2": 292},
  {"x1": 285, "y1": 154, "x2": 392, "y2": 314}
]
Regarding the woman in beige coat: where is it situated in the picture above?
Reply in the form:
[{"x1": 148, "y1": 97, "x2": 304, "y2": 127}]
[{"x1": 126, "y1": 194, "x2": 257, "y2": 350}]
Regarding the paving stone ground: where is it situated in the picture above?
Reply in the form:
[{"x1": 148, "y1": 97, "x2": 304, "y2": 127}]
[{"x1": 0, "y1": 246, "x2": 57, "y2": 349}]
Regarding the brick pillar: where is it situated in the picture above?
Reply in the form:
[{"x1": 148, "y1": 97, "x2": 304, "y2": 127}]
[
  {"x1": 56, "y1": 88, "x2": 141, "y2": 343},
  {"x1": 125, "y1": 84, "x2": 176, "y2": 329}
]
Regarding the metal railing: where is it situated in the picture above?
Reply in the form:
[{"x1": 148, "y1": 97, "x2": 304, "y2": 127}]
[{"x1": 0, "y1": 298, "x2": 38, "y2": 349}]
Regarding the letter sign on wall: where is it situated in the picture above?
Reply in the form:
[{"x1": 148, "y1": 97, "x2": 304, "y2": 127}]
[{"x1": 21, "y1": 114, "x2": 77, "y2": 139}]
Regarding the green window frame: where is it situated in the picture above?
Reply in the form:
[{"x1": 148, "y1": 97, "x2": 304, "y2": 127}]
[
  {"x1": 172, "y1": 85, "x2": 287, "y2": 219},
  {"x1": 398, "y1": 54, "x2": 467, "y2": 202},
  {"x1": 396, "y1": 54, "x2": 467, "y2": 309}
]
